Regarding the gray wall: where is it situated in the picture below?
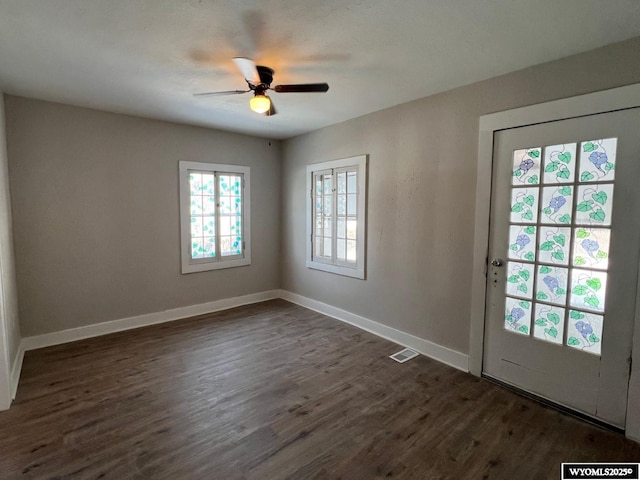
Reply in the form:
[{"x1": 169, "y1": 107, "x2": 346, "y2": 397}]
[
  {"x1": 5, "y1": 36, "x2": 640, "y2": 351},
  {"x1": 5, "y1": 97, "x2": 281, "y2": 336},
  {"x1": 0, "y1": 93, "x2": 21, "y2": 374},
  {"x1": 281, "y1": 36, "x2": 640, "y2": 356}
]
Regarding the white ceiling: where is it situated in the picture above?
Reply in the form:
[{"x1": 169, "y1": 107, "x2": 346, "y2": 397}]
[{"x1": 1, "y1": 1, "x2": 640, "y2": 139}]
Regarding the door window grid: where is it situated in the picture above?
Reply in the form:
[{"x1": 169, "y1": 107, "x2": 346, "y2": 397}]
[{"x1": 504, "y1": 139, "x2": 617, "y2": 355}]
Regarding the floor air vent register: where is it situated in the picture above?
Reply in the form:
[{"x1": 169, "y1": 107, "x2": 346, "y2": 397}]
[{"x1": 389, "y1": 348, "x2": 419, "y2": 363}]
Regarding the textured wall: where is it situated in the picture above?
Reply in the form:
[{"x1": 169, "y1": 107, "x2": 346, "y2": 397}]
[
  {"x1": 5, "y1": 97, "x2": 281, "y2": 336},
  {"x1": 281, "y1": 36, "x2": 640, "y2": 355}
]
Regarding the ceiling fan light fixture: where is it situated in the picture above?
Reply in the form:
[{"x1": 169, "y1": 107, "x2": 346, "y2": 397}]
[{"x1": 250, "y1": 93, "x2": 271, "y2": 113}]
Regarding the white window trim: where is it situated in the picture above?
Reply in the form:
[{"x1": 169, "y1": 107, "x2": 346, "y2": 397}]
[
  {"x1": 179, "y1": 161, "x2": 251, "y2": 274},
  {"x1": 306, "y1": 154, "x2": 367, "y2": 279}
]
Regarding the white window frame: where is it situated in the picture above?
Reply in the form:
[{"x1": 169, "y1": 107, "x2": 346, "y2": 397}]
[
  {"x1": 306, "y1": 154, "x2": 367, "y2": 279},
  {"x1": 179, "y1": 161, "x2": 251, "y2": 274}
]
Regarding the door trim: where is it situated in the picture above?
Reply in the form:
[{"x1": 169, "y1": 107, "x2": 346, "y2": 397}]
[{"x1": 469, "y1": 82, "x2": 640, "y2": 440}]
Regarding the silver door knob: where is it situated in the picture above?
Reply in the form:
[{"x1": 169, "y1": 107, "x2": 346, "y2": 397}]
[{"x1": 491, "y1": 258, "x2": 504, "y2": 267}]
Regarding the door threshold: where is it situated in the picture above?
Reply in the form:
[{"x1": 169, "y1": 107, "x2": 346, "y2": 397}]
[{"x1": 482, "y1": 373, "x2": 625, "y2": 436}]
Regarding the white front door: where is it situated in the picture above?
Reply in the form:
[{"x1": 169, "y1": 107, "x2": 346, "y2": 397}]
[{"x1": 483, "y1": 107, "x2": 640, "y2": 428}]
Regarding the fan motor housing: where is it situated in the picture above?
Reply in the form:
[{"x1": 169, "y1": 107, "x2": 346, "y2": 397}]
[{"x1": 256, "y1": 66, "x2": 274, "y2": 86}]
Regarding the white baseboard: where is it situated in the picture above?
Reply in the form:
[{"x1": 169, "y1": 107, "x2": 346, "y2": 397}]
[
  {"x1": 10, "y1": 344, "x2": 24, "y2": 400},
  {"x1": 278, "y1": 290, "x2": 469, "y2": 372},
  {"x1": 21, "y1": 290, "x2": 280, "y2": 352}
]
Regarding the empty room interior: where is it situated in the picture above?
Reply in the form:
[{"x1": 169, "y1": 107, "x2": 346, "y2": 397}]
[{"x1": 2, "y1": 1, "x2": 640, "y2": 479}]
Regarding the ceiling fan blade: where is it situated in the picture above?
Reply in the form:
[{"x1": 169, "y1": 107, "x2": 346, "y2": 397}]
[
  {"x1": 193, "y1": 90, "x2": 249, "y2": 97},
  {"x1": 233, "y1": 57, "x2": 260, "y2": 85},
  {"x1": 273, "y1": 83, "x2": 329, "y2": 93}
]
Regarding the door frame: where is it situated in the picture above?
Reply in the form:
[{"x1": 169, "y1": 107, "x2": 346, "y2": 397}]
[
  {"x1": 469, "y1": 82, "x2": 640, "y2": 441},
  {"x1": 0, "y1": 94, "x2": 12, "y2": 411},
  {"x1": 0, "y1": 257, "x2": 12, "y2": 410}
]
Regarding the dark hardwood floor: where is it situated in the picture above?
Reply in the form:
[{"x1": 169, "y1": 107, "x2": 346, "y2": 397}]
[{"x1": 0, "y1": 299, "x2": 638, "y2": 479}]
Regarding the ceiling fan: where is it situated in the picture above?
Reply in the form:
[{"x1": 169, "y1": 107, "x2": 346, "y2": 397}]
[{"x1": 194, "y1": 57, "x2": 329, "y2": 116}]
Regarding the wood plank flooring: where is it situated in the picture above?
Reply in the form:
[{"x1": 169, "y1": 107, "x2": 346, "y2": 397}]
[{"x1": 0, "y1": 299, "x2": 638, "y2": 479}]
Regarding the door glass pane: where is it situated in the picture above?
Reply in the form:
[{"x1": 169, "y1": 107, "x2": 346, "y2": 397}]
[
  {"x1": 540, "y1": 186, "x2": 572, "y2": 225},
  {"x1": 512, "y1": 147, "x2": 541, "y2": 185},
  {"x1": 506, "y1": 261, "x2": 534, "y2": 299},
  {"x1": 570, "y1": 270, "x2": 607, "y2": 313},
  {"x1": 508, "y1": 225, "x2": 536, "y2": 262},
  {"x1": 578, "y1": 138, "x2": 617, "y2": 183},
  {"x1": 510, "y1": 187, "x2": 539, "y2": 223},
  {"x1": 543, "y1": 143, "x2": 576, "y2": 184},
  {"x1": 567, "y1": 310, "x2": 603, "y2": 355},
  {"x1": 535, "y1": 265, "x2": 568, "y2": 305},
  {"x1": 504, "y1": 297, "x2": 531, "y2": 336},
  {"x1": 537, "y1": 227, "x2": 570, "y2": 265},
  {"x1": 533, "y1": 304, "x2": 565, "y2": 345},
  {"x1": 573, "y1": 228, "x2": 610, "y2": 270},
  {"x1": 575, "y1": 184, "x2": 614, "y2": 226}
]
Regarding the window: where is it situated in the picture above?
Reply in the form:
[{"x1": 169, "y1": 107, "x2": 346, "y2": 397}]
[
  {"x1": 179, "y1": 161, "x2": 250, "y2": 273},
  {"x1": 306, "y1": 155, "x2": 367, "y2": 279}
]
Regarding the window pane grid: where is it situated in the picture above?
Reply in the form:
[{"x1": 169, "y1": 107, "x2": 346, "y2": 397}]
[
  {"x1": 313, "y1": 172, "x2": 333, "y2": 259},
  {"x1": 188, "y1": 170, "x2": 244, "y2": 261},
  {"x1": 312, "y1": 167, "x2": 359, "y2": 264},
  {"x1": 189, "y1": 172, "x2": 217, "y2": 259},
  {"x1": 336, "y1": 169, "x2": 357, "y2": 263},
  {"x1": 218, "y1": 174, "x2": 243, "y2": 257}
]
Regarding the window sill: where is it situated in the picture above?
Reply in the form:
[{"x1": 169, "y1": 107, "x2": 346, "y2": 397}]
[
  {"x1": 182, "y1": 257, "x2": 251, "y2": 274},
  {"x1": 306, "y1": 260, "x2": 365, "y2": 279}
]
